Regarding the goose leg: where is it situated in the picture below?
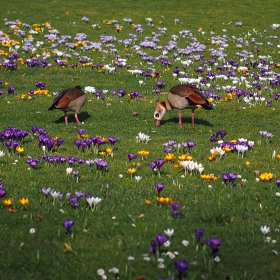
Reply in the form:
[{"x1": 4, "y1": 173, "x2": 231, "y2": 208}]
[
  {"x1": 64, "y1": 114, "x2": 68, "y2": 125},
  {"x1": 191, "y1": 112, "x2": 195, "y2": 126},
  {"x1": 74, "y1": 113, "x2": 81, "y2": 125},
  {"x1": 178, "y1": 111, "x2": 183, "y2": 128}
]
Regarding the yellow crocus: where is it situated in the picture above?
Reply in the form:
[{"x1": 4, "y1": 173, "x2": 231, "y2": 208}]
[
  {"x1": 259, "y1": 172, "x2": 274, "y2": 181},
  {"x1": 99, "y1": 151, "x2": 106, "y2": 157},
  {"x1": 128, "y1": 168, "x2": 136, "y2": 175},
  {"x1": 164, "y1": 153, "x2": 176, "y2": 162},
  {"x1": 145, "y1": 199, "x2": 152, "y2": 205},
  {"x1": 245, "y1": 161, "x2": 250, "y2": 167},
  {"x1": 178, "y1": 154, "x2": 193, "y2": 161},
  {"x1": 3, "y1": 199, "x2": 12, "y2": 206},
  {"x1": 19, "y1": 198, "x2": 30, "y2": 206},
  {"x1": 16, "y1": 146, "x2": 24, "y2": 154}
]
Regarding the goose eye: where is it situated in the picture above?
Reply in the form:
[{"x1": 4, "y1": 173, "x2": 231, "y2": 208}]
[{"x1": 155, "y1": 113, "x2": 159, "y2": 117}]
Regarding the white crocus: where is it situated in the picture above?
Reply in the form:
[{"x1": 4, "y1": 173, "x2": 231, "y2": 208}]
[
  {"x1": 86, "y1": 197, "x2": 95, "y2": 209},
  {"x1": 164, "y1": 228, "x2": 174, "y2": 238},
  {"x1": 260, "y1": 225, "x2": 271, "y2": 235},
  {"x1": 0, "y1": 150, "x2": 5, "y2": 157},
  {"x1": 135, "y1": 175, "x2": 142, "y2": 184},
  {"x1": 66, "y1": 167, "x2": 73, "y2": 176},
  {"x1": 181, "y1": 161, "x2": 189, "y2": 176},
  {"x1": 92, "y1": 197, "x2": 102, "y2": 209}
]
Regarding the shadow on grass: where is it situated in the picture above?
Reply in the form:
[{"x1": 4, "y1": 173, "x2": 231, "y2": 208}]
[
  {"x1": 160, "y1": 116, "x2": 214, "y2": 127},
  {"x1": 53, "y1": 111, "x2": 91, "y2": 124}
]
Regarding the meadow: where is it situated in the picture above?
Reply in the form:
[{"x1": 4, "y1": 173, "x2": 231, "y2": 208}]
[{"x1": 0, "y1": 0, "x2": 280, "y2": 279}]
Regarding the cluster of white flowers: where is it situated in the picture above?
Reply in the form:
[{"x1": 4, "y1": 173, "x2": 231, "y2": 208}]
[
  {"x1": 86, "y1": 196, "x2": 102, "y2": 210},
  {"x1": 210, "y1": 146, "x2": 225, "y2": 159},
  {"x1": 84, "y1": 86, "x2": 96, "y2": 94},
  {"x1": 181, "y1": 160, "x2": 204, "y2": 176},
  {"x1": 97, "y1": 267, "x2": 119, "y2": 279},
  {"x1": 136, "y1": 132, "x2": 151, "y2": 143}
]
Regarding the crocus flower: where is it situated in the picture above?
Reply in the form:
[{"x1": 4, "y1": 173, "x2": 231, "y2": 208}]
[
  {"x1": 260, "y1": 225, "x2": 270, "y2": 235},
  {"x1": 275, "y1": 180, "x2": 280, "y2": 187},
  {"x1": 149, "y1": 240, "x2": 157, "y2": 255},
  {"x1": 63, "y1": 219, "x2": 75, "y2": 232},
  {"x1": 26, "y1": 158, "x2": 40, "y2": 168},
  {"x1": 108, "y1": 136, "x2": 118, "y2": 146},
  {"x1": 155, "y1": 182, "x2": 164, "y2": 195},
  {"x1": 164, "y1": 228, "x2": 174, "y2": 238},
  {"x1": 205, "y1": 237, "x2": 222, "y2": 257},
  {"x1": 174, "y1": 259, "x2": 188, "y2": 279},
  {"x1": 156, "y1": 234, "x2": 168, "y2": 249},
  {"x1": 195, "y1": 228, "x2": 204, "y2": 244},
  {"x1": 0, "y1": 187, "x2": 7, "y2": 197},
  {"x1": 171, "y1": 203, "x2": 184, "y2": 218},
  {"x1": 69, "y1": 197, "x2": 79, "y2": 207},
  {"x1": 77, "y1": 128, "x2": 86, "y2": 136},
  {"x1": 95, "y1": 159, "x2": 108, "y2": 169},
  {"x1": 42, "y1": 187, "x2": 52, "y2": 198},
  {"x1": 128, "y1": 152, "x2": 137, "y2": 161},
  {"x1": 92, "y1": 197, "x2": 102, "y2": 209}
]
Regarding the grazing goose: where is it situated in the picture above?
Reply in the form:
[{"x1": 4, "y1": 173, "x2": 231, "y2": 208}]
[
  {"x1": 48, "y1": 85, "x2": 87, "y2": 125},
  {"x1": 154, "y1": 84, "x2": 213, "y2": 127}
]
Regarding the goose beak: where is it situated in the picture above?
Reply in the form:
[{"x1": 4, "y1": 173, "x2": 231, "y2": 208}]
[{"x1": 156, "y1": 119, "x2": 161, "y2": 126}]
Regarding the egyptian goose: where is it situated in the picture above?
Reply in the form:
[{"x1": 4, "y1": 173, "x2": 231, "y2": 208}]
[
  {"x1": 154, "y1": 84, "x2": 213, "y2": 127},
  {"x1": 48, "y1": 86, "x2": 87, "y2": 125}
]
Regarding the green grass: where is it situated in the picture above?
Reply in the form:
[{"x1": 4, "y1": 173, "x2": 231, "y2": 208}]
[{"x1": 1, "y1": 0, "x2": 280, "y2": 279}]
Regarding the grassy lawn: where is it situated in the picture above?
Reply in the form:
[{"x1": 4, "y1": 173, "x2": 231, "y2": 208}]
[{"x1": 0, "y1": 0, "x2": 280, "y2": 279}]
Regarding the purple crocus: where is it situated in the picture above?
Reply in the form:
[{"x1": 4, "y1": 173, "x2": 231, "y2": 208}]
[
  {"x1": 275, "y1": 179, "x2": 280, "y2": 187},
  {"x1": 26, "y1": 158, "x2": 40, "y2": 168},
  {"x1": 186, "y1": 140, "x2": 196, "y2": 150},
  {"x1": 174, "y1": 259, "x2": 188, "y2": 279},
  {"x1": 69, "y1": 197, "x2": 79, "y2": 207},
  {"x1": 95, "y1": 159, "x2": 108, "y2": 169},
  {"x1": 155, "y1": 158, "x2": 165, "y2": 170},
  {"x1": 148, "y1": 161, "x2": 157, "y2": 171},
  {"x1": 77, "y1": 128, "x2": 86, "y2": 136},
  {"x1": 155, "y1": 182, "x2": 164, "y2": 195},
  {"x1": 108, "y1": 136, "x2": 118, "y2": 146},
  {"x1": 0, "y1": 187, "x2": 7, "y2": 197},
  {"x1": 149, "y1": 240, "x2": 157, "y2": 255},
  {"x1": 171, "y1": 203, "x2": 184, "y2": 218},
  {"x1": 128, "y1": 152, "x2": 137, "y2": 161},
  {"x1": 195, "y1": 229, "x2": 204, "y2": 244},
  {"x1": 156, "y1": 234, "x2": 168, "y2": 249},
  {"x1": 206, "y1": 237, "x2": 222, "y2": 257},
  {"x1": 62, "y1": 219, "x2": 75, "y2": 232},
  {"x1": 223, "y1": 172, "x2": 237, "y2": 187}
]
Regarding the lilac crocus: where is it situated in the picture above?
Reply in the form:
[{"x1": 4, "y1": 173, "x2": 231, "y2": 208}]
[
  {"x1": 63, "y1": 219, "x2": 75, "y2": 232},
  {"x1": 42, "y1": 187, "x2": 52, "y2": 198},
  {"x1": 95, "y1": 159, "x2": 108, "y2": 169},
  {"x1": 174, "y1": 259, "x2": 188, "y2": 279},
  {"x1": 206, "y1": 237, "x2": 222, "y2": 257}
]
